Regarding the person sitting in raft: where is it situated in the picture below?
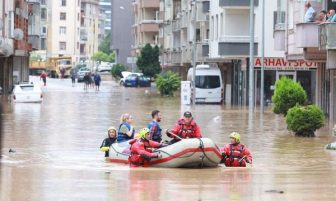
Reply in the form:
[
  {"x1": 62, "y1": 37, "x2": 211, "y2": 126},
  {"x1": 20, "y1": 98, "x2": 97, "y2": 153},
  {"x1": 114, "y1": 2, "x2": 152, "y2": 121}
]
[
  {"x1": 147, "y1": 110, "x2": 163, "y2": 143},
  {"x1": 117, "y1": 113, "x2": 135, "y2": 143},
  {"x1": 129, "y1": 128, "x2": 165, "y2": 167},
  {"x1": 165, "y1": 111, "x2": 202, "y2": 144},
  {"x1": 100, "y1": 127, "x2": 117, "y2": 157},
  {"x1": 220, "y1": 132, "x2": 252, "y2": 167}
]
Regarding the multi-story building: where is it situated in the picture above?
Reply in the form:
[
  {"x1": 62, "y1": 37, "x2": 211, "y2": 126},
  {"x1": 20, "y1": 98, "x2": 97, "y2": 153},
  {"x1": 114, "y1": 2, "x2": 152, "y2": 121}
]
[
  {"x1": 132, "y1": 0, "x2": 161, "y2": 57},
  {"x1": 274, "y1": 0, "x2": 336, "y2": 123},
  {"x1": 99, "y1": 0, "x2": 112, "y2": 32},
  {"x1": 160, "y1": 0, "x2": 210, "y2": 78},
  {"x1": 111, "y1": 0, "x2": 133, "y2": 66},
  {"x1": 0, "y1": 0, "x2": 15, "y2": 93},
  {"x1": 46, "y1": 0, "x2": 81, "y2": 63},
  {"x1": 80, "y1": 0, "x2": 100, "y2": 63},
  {"x1": 27, "y1": 0, "x2": 41, "y2": 51}
]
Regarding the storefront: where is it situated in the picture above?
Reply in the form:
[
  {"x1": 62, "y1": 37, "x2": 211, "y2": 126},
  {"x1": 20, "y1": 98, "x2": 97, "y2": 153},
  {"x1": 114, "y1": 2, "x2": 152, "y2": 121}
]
[{"x1": 254, "y1": 57, "x2": 318, "y2": 106}]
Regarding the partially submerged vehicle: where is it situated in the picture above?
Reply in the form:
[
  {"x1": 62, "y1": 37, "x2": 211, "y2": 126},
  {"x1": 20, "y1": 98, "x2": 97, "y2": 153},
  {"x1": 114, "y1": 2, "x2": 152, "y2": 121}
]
[
  {"x1": 108, "y1": 138, "x2": 222, "y2": 168},
  {"x1": 12, "y1": 83, "x2": 43, "y2": 103}
]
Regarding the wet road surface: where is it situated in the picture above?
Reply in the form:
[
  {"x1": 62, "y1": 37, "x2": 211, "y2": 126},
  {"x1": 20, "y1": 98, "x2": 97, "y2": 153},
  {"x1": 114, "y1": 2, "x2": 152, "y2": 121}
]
[{"x1": 1, "y1": 76, "x2": 336, "y2": 201}]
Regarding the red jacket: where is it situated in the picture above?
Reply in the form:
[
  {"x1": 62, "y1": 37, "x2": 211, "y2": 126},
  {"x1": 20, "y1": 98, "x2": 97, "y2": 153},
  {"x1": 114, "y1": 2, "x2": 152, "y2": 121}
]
[
  {"x1": 168, "y1": 118, "x2": 202, "y2": 140},
  {"x1": 128, "y1": 139, "x2": 161, "y2": 167},
  {"x1": 221, "y1": 143, "x2": 252, "y2": 167}
]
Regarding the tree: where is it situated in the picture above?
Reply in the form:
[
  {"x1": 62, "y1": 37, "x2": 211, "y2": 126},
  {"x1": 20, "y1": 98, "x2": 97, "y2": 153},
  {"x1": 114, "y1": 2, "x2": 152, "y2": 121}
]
[
  {"x1": 136, "y1": 44, "x2": 161, "y2": 78},
  {"x1": 91, "y1": 51, "x2": 115, "y2": 63},
  {"x1": 272, "y1": 77, "x2": 307, "y2": 116},
  {"x1": 111, "y1": 63, "x2": 126, "y2": 79},
  {"x1": 156, "y1": 71, "x2": 180, "y2": 96},
  {"x1": 286, "y1": 104, "x2": 324, "y2": 137},
  {"x1": 99, "y1": 31, "x2": 112, "y2": 54}
]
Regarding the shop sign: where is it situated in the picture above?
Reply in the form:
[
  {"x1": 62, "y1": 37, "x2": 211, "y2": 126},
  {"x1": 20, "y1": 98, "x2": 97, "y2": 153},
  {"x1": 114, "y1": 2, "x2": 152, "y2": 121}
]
[{"x1": 254, "y1": 58, "x2": 318, "y2": 70}]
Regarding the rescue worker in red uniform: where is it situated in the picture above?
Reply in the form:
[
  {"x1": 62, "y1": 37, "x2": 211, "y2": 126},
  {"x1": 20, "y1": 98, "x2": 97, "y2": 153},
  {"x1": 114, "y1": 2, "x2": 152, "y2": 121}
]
[
  {"x1": 129, "y1": 128, "x2": 164, "y2": 167},
  {"x1": 166, "y1": 111, "x2": 202, "y2": 144},
  {"x1": 221, "y1": 132, "x2": 252, "y2": 167}
]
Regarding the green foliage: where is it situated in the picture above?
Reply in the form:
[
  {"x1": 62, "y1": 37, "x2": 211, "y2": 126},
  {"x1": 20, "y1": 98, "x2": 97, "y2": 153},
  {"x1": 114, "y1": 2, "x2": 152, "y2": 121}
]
[
  {"x1": 92, "y1": 51, "x2": 115, "y2": 63},
  {"x1": 136, "y1": 44, "x2": 161, "y2": 78},
  {"x1": 99, "y1": 31, "x2": 113, "y2": 54},
  {"x1": 111, "y1": 63, "x2": 127, "y2": 79},
  {"x1": 286, "y1": 105, "x2": 324, "y2": 137},
  {"x1": 272, "y1": 77, "x2": 307, "y2": 116},
  {"x1": 30, "y1": 54, "x2": 42, "y2": 62},
  {"x1": 156, "y1": 71, "x2": 181, "y2": 96}
]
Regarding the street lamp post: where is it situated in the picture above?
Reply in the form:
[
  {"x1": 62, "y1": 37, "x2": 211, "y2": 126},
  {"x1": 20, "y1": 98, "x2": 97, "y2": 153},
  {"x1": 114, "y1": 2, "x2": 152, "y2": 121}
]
[
  {"x1": 260, "y1": 0, "x2": 265, "y2": 113},
  {"x1": 192, "y1": 0, "x2": 197, "y2": 105},
  {"x1": 249, "y1": 0, "x2": 255, "y2": 112}
]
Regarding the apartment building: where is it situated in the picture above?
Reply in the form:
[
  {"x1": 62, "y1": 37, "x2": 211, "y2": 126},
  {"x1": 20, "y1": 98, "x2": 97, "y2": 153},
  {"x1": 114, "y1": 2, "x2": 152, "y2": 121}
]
[
  {"x1": 46, "y1": 0, "x2": 81, "y2": 63},
  {"x1": 273, "y1": 0, "x2": 336, "y2": 123},
  {"x1": 132, "y1": 0, "x2": 161, "y2": 57},
  {"x1": 160, "y1": 0, "x2": 210, "y2": 78},
  {"x1": 111, "y1": 0, "x2": 133, "y2": 65},
  {"x1": 99, "y1": 0, "x2": 112, "y2": 32},
  {"x1": 80, "y1": 0, "x2": 100, "y2": 63}
]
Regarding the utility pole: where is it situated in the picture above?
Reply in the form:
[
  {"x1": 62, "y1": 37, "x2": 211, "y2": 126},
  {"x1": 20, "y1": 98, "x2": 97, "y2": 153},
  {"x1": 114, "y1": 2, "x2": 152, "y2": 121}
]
[
  {"x1": 192, "y1": 0, "x2": 197, "y2": 105},
  {"x1": 260, "y1": 0, "x2": 265, "y2": 113},
  {"x1": 249, "y1": 0, "x2": 255, "y2": 113}
]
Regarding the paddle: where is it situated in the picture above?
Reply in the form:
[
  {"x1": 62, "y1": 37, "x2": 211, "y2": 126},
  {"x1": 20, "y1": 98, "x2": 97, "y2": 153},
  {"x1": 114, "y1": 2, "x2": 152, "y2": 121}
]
[{"x1": 166, "y1": 130, "x2": 183, "y2": 140}]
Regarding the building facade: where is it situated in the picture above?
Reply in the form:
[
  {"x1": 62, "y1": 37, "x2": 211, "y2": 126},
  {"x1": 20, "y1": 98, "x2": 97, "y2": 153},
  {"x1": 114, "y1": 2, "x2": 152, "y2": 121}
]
[
  {"x1": 99, "y1": 0, "x2": 112, "y2": 32},
  {"x1": 80, "y1": 0, "x2": 100, "y2": 64},
  {"x1": 160, "y1": 0, "x2": 210, "y2": 78},
  {"x1": 0, "y1": 0, "x2": 34, "y2": 93},
  {"x1": 46, "y1": 0, "x2": 81, "y2": 63},
  {"x1": 111, "y1": 0, "x2": 133, "y2": 66},
  {"x1": 273, "y1": 0, "x2": 336, "y2": 124},
  {"x1": 132, "y1": 0, "x2": 161, "y2": 57}
]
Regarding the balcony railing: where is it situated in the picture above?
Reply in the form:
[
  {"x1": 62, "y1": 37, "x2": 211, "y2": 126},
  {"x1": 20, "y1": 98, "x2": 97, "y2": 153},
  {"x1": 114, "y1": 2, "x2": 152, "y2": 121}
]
[
  {"x1": 28, "y1": 35, "x2": 40, "y2": 50},
  {"x1": 140, "y1": 0, "x2": 159, "y2": 8},
  {"x1": 219, "y1": 0, "x2": 258, "y2": 7},
  {"x1": 319, "y1": 23, "x2": 336, "y2": 50},
  {"x1": 172, "y1": 20, "x2": 181, "y2": 32},
  {"x1": 295, "y1": 23, "x2": 319, "y2": 48},
  {"x1": 219, "y1": 35, "x2": 257, "y2": 43},
  {"x1": 171, "y1": 50, "x2": 182, "y2": 64}
]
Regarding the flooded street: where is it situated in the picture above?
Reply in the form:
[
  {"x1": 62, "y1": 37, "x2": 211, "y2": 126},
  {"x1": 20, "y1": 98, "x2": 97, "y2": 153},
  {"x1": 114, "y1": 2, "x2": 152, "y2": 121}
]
[{"x1": 1, "y1": 77, "x2": 336, "y2": 201}]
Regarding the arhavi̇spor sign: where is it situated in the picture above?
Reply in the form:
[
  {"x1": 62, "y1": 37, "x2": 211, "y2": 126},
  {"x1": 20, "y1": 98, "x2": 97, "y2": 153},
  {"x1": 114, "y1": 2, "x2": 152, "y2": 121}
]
[{"x1": 254, "y1": 58, "x2": 318, "y2": 70}]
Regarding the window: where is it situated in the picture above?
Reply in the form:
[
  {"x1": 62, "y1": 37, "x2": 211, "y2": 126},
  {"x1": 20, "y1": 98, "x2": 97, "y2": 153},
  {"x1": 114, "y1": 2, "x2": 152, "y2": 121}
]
[
  {"x1": 59, "y1": 42, "x2": 66, "y2": 50},
  {"x1": 59, "y1": 26, "x2": 66, "y2": 35},
  {"x1": 41, "y1": 8, "x2": 47, "y2": 20},
  {"x1": 41, "y1": 38, "x2": 46, "y2": 50},
  {"x1": 60, "y1": 0, "x2": 66, "y2": 6},
  {"x1": 60, "y1": 12, "x2": 66, "y2": 20},
  {"x1": 195, "y1": 76, "x2": 220, "y2": 89},
  {"x1": 41, "y1": 26, "x2": 47, "y2": 34},
  {"x1": 41, "y1": 0, "x2": 46, "y2": 5},
  {"x1": 211, "y1": 16, "x2": 214, "y2": 41}
]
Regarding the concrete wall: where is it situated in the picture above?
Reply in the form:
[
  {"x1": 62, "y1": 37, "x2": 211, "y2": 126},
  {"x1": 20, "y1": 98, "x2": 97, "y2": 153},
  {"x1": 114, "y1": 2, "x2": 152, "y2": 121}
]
[{"x1": 111, "y1": 0, "x2": 133, "y2": 66}]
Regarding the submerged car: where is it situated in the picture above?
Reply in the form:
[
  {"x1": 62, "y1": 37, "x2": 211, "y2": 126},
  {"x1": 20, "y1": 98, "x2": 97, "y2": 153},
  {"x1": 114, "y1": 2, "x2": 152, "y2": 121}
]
[
  {"x1": 124, "y1": 74, "x2": 151, "y2": 87},
  {"x1": 77, "y1": 70, "x2": 91, "y2": 82},
  {"x1": 119, "y1": 71, "x2": 144, "y2": 86},
  {"x1": 13, "y1": 83, "x2": 43, "y2": 103}
]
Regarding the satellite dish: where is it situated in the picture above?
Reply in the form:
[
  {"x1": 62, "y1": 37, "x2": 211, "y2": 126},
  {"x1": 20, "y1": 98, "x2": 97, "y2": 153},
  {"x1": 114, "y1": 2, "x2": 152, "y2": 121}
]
[
  {"x1": 2, "y1": 43, "x2": 13, "y2": 56},
  {"x1": 13, "y1": 28, "x2": 24, "y2": 40}
]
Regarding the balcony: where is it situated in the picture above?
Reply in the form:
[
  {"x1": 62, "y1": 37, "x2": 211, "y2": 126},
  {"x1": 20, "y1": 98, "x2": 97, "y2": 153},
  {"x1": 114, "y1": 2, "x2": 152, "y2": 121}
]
[
  {"x1": 295, "y1": 23, "x2": 319, "y2": 48},
  {"x1": 172, "y1": 20, "x2": 181, "y2": 32},
  {"x1": 219, "y1": 0, "x2": 258, "y2": 7},
  {"x1": 319, "y1": 23, "x2": 336, "y2": 50},
  {"x1": 274, "y1": 24, "x2": 285, "y2": 51},
  {"x1": 218, "y1": 36, "x2": 258, "y2": 57},
  {"x1": 28, "y1": 35, "x2": 40, "y2": 50},
  {"x1": 294, "y1": 22, "x2": 326, "y2": 60},
  {"x1": 140, "y1": 0, "x2": 159, "y2": 8},
  {"x1": 181, "y1": 45, "x2": 191, "y2": 63},
  {"x1": 197, "y1": 43, "x2": 209, "y2": 62},
  {"x1": 171, "y1": 50, "x2": 182, "y2": 64},
  {"x1": 319, "y1": 23, "x2": 336, "y2": 69},
  {"x1": 140, "y1": 21, "x2": 159, "y2": 32}
]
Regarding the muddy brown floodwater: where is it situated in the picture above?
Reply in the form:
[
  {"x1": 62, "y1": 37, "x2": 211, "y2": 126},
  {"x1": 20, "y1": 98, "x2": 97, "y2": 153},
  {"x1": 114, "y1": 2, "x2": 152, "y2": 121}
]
[{"x1": 1, "y1": 77, "x2": 336, "y2": 201}]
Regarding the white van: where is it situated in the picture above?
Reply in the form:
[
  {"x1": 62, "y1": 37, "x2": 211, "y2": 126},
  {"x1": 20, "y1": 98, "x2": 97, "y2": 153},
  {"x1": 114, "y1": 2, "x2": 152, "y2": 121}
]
[{"x1": 187, "y1": 64, "x2": 223, "y2": 103}]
